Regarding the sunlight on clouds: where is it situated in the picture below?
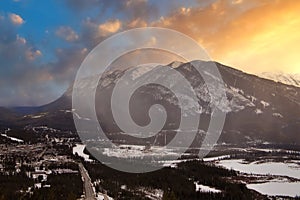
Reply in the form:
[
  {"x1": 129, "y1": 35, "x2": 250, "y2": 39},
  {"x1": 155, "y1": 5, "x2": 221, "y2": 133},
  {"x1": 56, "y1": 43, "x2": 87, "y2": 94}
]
[
  {"x1": 98, "y1": 19, "x2": 122, "y2": 37},
  {"x1": 232, "y1": 0, "x2": 243, "y2": 5},
  {"x1": 9, "y1": 13, "x2": 24, "y2": 25},
  {"x1": 152, "y1": 0, "x2": 300, "y2": 74},
  {"x1": 26, "y1": 48, "x2": 42, "y2": 61},
  {"x1": 213, "y1": 0, "x2": 300, "y2": 74},
  {"x1": 127, "y1": 18, "x2": 147, "y2": 28},
  {"x1": 56, "y1": 26, "x2": 79, "y2": 42},
  {"x1": 16, "y1": 35, "x2": 26, "y2": 45}
]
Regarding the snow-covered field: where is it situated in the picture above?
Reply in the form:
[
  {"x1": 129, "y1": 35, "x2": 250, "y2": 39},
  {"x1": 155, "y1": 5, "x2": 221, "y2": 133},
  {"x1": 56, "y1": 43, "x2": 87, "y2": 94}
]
[
  {"x1": 216, "y1": 159, "x2": 300, "y2": 197},
  {"x1": 72, "y1": 144, "x2": 93, "y2": 162},
  {"x1": 247, "y1": 182, "x2": 300, "y2": 197},
  {"x1": 216, "y1": 159, "x2": 300, "y2": 179},
  {"x1": 101, "y1": 145, "x2": 180, "y2": 159}
]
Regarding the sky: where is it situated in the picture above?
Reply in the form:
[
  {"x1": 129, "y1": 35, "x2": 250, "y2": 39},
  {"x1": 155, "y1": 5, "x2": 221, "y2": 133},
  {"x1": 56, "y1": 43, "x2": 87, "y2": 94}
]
[{"x1": 0, "y1": 0, "x2": 299, "y2": 106}]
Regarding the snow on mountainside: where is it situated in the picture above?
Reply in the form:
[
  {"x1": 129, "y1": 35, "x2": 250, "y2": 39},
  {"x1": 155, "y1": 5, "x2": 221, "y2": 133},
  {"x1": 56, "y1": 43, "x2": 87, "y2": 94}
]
[
  {"x1": 259, "y1": 72, "x2": 300, "y2": 87},
  {"x1": 3, "y1": 61, "x2": 300, "y2": 145}
]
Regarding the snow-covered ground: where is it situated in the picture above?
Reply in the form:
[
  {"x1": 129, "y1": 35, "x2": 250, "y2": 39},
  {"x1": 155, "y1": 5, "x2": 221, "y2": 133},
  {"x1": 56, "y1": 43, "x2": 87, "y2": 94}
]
[
  {"x1": 216, "y1": 159, "x2": 300, "y2": 197},
  {"x1": 102, "y1": 145, "x2": 179, "y2": 159},
  {"x1": 247, "y1": 182, "x2": 300, "y2": 197},
  {"x1": 194, "y1": 182, "x2": 221, "y2": 193},
  {"x1": 0, "y1": 129, "x2": 23, "y2": 142},
  {"x1": 1, "y1": 134, "x2": 24, "y2": 143},
  {"x1": 72, "y1": 144, "x2": 93, "y2": 162},
  {"x1": 203, "y1": 155, "x2": 230, "y2": 162},
  {"x1": 158, "y1": 155, "x2": 230, "y2": 168},
  {"x1": 96, "y1": 194, "x2": 113, "y2": 200},
  {"x1": 216, "y1": 159, "x2": 300, "y2": 179}
]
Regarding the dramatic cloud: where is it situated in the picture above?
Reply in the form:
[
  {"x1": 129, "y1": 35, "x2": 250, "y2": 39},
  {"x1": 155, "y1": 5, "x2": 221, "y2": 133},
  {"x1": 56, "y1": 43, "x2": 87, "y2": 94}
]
[
  {"x1": 56, "y1": 26, "x2": 79, "y2": 42},
  {"x1": 0, "y1": 14, "x2": 74, "y2": 106},
  {"x1": 153, "y1": 0, "x2": 300, "y2": 74},
  {"x1": 98, "y1": 19, "x2": 122, "y2": 36},
  {"x1": 1, "y1": 0, "x2": 300, "y2": 106},
  {"x1": 9, "y1": 13, "x2": 24, "y2": 25}
]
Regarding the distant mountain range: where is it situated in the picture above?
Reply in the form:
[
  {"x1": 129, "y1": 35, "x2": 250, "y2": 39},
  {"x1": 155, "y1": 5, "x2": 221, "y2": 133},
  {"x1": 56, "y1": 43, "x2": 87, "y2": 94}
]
[
  {"x1": 1, "y1": 61, "x2": 300, "y2": 145},
  {"x1": 259, "y1": 72, "x2": 300, "y2": 88}
]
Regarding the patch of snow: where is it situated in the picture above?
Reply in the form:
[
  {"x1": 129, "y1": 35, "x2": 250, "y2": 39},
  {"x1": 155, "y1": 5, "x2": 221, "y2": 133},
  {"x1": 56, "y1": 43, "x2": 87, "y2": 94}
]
[
  {"x1": 34, "y1": 183, "x2": 42, "y2": 189},
  {"x1": 260, "y1": 100, "x2": 270, "y2": 108},
  {"x1": 69, "y1": 110, "x2": 91, "y2": 121},
  {"x1": 255, "y1": 109, "x2": 263, "y2": 114},
  {"x1": 32, "y1": 126, "x2": 58, "y2": 133},
  {"x1": 0, "y1": 129, "x2": 23, "y2": 142},
  {"x1": 101, "y1": 145, "x2": 179, "y2": 159},
  {"x1": 1, "y1": 134, "x2": 24, "y2": 143},
  {"x1": 230, "y1": 86, "x2": 244, "y2": 95},
  {"x1": 247, "y1": 95, "x2": 257, "y2": 103},
  {"x1": 203, "y1": 155, "x2": 230, "y2": 162},
  {"x1": 138, "y1": 188, "x2": 163, "y2": 200},
  {"x1": 121, "y1": 185, "x2": 127, "y2": 190},
  {"x1": 96, "y1": 194, "x2": 114, "y2": 200},
  {"x1": 169, "y1": 61, "x2": 183, "y2": 68},
  {"x1": 273, "y1": 113, "x2": 283, "y2": 118},
  {"x1": 194, "y1": 182, "x2": 221, "y2": 193},
  {"x1": 31, "y1": 115, "x2": 43, "y2": 119},
  {"x1": 72, "y1": 144, "x2": 93, "y2": 162}
]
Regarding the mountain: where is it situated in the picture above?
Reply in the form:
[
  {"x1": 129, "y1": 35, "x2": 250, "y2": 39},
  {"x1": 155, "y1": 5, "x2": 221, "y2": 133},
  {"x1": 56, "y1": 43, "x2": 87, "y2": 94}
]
[
  {"x1": 3, "y1": 61, "x2": 300, "y2": 145},
  {"x1": 259, "y1": 72, "x2": 300, "y2": 88},
  {"x1": 0, "y1": 107, "x2": 17, "y2": 128}
]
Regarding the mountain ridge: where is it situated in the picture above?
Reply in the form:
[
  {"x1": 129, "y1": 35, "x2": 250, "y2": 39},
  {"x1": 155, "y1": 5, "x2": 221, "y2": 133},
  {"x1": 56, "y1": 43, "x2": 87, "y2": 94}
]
[{"x1": 1, "y1": 60, "x2": 300, "y2": 145}]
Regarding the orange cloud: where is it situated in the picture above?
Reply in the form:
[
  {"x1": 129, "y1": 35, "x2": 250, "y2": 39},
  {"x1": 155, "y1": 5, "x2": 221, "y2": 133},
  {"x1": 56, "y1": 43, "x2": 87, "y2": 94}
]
[
  {"x1": 9, "y1": 13, "x2": 24, "y2": 25},
  {"x1": 98, "y1": 19, "x2": 122, "y2": 37},
  {"x1": 56, "y1": 26, "x2": 79, "y2": 42},
  {"x1": 152, "y1": 0, "x2": 300, "y2": 74}
]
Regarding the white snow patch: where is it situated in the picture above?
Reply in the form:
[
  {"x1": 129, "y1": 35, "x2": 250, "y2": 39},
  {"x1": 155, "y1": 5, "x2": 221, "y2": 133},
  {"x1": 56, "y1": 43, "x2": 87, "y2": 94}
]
[
  {"x1": 0, "y1": 129, "x2": 23, "y2": 142},
  {"x1": 194, "y1": 182, "x2": 221, "y2": 193},
  {"x1": 121, "y1": 185, "x2": 127, "y2": 190},
  {"x1": 102, "y1": 145, "x2": 179, "y2": 159},
  {"x1": 203, "y1": 155, "x2": 230, "y2": 162},
  {"x1": 1, "y1": 134, "x2": 24, "y2": 143},
  {"x1": 273, "y1": 113, "x2": 283, "y2": 118},
  {"x1": 96, "y1": 194, "x2": 114, "y2": 200},
  {"x1": 255, "y1": 109, "x2": 263, "y2": 114},
  {"x1": 260, "y1": 100, "x2": 270, "y2": 108},
  {"x1": 72, "y1": 144, "x2": 93, "y2": 162},
  {"x1": 247, "y1": 95, "x2": 257, "y2": 103}
]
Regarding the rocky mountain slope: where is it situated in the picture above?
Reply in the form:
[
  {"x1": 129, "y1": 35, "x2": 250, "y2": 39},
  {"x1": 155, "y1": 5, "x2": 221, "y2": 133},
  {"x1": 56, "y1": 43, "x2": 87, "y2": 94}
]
[{"x1": 3, "y1": 61, "x2": 300, "y2": 145}]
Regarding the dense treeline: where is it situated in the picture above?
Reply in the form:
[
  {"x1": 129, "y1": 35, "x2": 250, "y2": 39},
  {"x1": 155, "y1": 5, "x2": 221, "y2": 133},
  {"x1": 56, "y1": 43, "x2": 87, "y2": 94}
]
[
  {"x1": 0, "y1": 172, "x2": 33, "y2": 200},
  {"x1": 0, "y1": 172, "x2": 82, "y2": 200},
  {"x1": 24, "y1": 173, "x2": 83, "y2": 200},
  {"x1": 85, "y1": 160, "x2": 267, "y2": 200}
]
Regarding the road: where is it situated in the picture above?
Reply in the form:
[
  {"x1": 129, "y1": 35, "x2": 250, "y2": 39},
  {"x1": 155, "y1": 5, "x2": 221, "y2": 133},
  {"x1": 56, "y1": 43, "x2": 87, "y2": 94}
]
[
  {"x1": 37, "y1": 147, "x2": 47, "y2": 160},
  {"x1": 78, "y1": 163, "x2": 97, "y2": 200},
  {"x1": 78, "y1": 163, "x2": 111, "y2": 200}
]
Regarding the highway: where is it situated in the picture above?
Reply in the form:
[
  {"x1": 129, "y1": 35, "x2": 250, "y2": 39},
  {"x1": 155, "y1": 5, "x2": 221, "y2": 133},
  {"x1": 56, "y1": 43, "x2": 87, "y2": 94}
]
[
  {"x1": 78, "y1": 163, "x2": 111, "y2": 200},
  {"x1": 78, "y1": 163, "x2": 97, "y2": 200}
]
